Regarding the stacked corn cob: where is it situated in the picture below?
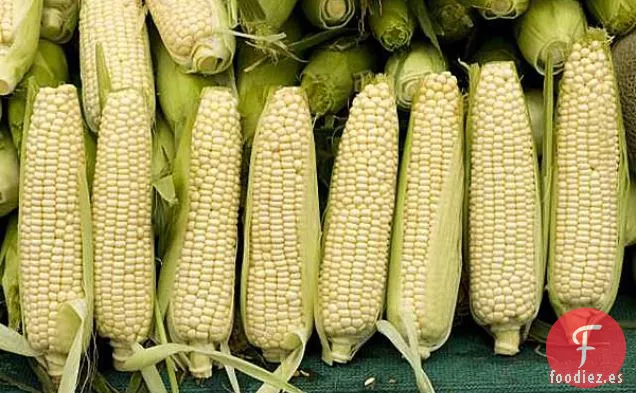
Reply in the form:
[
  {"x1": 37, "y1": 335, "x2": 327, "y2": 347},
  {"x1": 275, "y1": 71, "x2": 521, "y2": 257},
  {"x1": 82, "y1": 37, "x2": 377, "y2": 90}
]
[
  {"x1": 242, "y1": 86, "x2": 321, "y2": 389},
  {"x1": 467, "y1": 61, "x2": 543, "y2": 356},
  {"x1": 547, "y1": 30, "x2": 628, "y2": 316},
  {"x1": 316, "y1": 76, "x2": 399, "y2": 364}
]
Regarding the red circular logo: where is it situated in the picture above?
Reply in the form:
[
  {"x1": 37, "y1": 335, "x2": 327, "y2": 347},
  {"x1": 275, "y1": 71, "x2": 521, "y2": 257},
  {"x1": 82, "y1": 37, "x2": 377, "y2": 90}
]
[{"x1": 546, "y1": 308, "x2": 626, "y2": 388}]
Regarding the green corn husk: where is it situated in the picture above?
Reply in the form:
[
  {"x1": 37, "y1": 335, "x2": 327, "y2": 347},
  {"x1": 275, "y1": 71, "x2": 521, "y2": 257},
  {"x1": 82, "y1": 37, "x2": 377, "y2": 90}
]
[
  {"x1": 151, "y1": 114, "x2": 177, "y2": 259},
  {"x1": 614, "y1": 30, "x2": 636, "y2": 172},
  {"x1": 301, "y1": 0, "x2": 356, "y2": 29},
  {"x1": 471, "y1": 36, "x2": 523, "y2": 72},
  {"x1": 369, "y1": 0, "x2": 416, "y2": 52},
  {"x1": 300, "y1": 38, "x2": 377, "y2": 116},
  {"x1": 0, "y1": 126, "x2": 19, "y2": 218},
  {"x1": 238, "y1": 0, "x2": 299, "y2": 51},
  {"x1": 0, "y1": 212, "x2": 20, "y2": 330},
  {"x1": 546, "y1": 30, "x2": 629, "y2": 316},
  {"x1": 525, "y1": 88, "x2": 545, "y2": 159},
  {"x1": 514, "y1": 0, "x2": 587, "y2": 75},
  {"x1": 459, "y1": 0, "x2": 528, "y2": 19},
  {"x1": 385, "y1": 42, "x2": 447, "y2": 109},
  {"x1": 237, "y1": 18, "x2": 303, "y2": 146},
  {"x1": 0, "y1": 0, "x2": 43, "y2": 95},
  {"x1": 429, "y1": 0, "x2": 475, "y2": 43},
  {"x1": 152, "y1": 31, "x2": 226, "y2": 146},
  {"x1": 8, "y1": 39, "x2": 68, "y2": 154},
  {"x1": 40, "y1": 0, "x2": 79, "y2": 43},
  {"x1": 586, "y1": 0, "x2": 636, "y2": 36}
]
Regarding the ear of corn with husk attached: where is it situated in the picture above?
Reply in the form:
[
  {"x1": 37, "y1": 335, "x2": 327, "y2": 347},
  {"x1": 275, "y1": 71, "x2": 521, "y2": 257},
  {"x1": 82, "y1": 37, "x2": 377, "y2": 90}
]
[
  {"x1": 157, "y1": 87, "x2": 242, "y2": 384},
  {"x1": 379, "y1": 72, "x2": 464, "y2": 393},
  {"x1": 0, "y1": 83, "x2": 93, "y2": 393},
  {"x1": 316, "y1": 75, "x2": 399, "y2": 364},
  {"x1": 146, "y1": 0, "x2": 236, "y2": 74},
  {"x1": 92, "y1": 88, "x2": 155, "y2": 369},
  {"x1": 241, "y1": 86, "x2": 320, "y2": 391},
  {"x1": 466, "y1": 61, "x2": 543, "y2": 356},
  {"x1": 0, "y1": 0, "x2": 43, "y2": 95},
  {"x1": 547, "y1": 30, "x2": 629, "y2": 316},
  {"x1": 79, "y1": 0, "x2": 155, "y2": 133},
  {"x1": 301, "y1": 0, "x2": 355, "y2": 29}
]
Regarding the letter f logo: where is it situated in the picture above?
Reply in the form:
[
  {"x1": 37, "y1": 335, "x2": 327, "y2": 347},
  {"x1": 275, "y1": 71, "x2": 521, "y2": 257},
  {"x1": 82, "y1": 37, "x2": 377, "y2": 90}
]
[{"x1": 572, "y1": 324, "x2": 602, "y2": 368}]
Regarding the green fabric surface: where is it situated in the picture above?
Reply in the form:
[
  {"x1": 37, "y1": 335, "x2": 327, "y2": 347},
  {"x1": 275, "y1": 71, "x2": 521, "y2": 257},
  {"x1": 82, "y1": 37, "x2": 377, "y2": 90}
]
[{"x1": 1, "y1": 295, "x2": 635, "y2": 392}]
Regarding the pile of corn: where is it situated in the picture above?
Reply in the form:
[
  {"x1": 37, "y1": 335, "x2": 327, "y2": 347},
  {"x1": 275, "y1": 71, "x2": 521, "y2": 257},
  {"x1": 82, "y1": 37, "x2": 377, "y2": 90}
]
[{"x1": 0, "y1": 0, "x2": 634, "y2": 392}]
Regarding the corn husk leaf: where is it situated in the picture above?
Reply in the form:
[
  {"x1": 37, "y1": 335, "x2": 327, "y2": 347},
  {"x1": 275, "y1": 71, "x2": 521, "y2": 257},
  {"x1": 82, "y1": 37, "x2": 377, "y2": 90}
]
[
  {"x1": 301, "y1": 0, "x2": 356, "y2": 29},
  {"x1": 0, "y1": 0, "x2": 43, "y2": 95},
  {"x1": 470, "y1": 36, "x2": 523, "y2": 73},
  {"x1": 7, "y1": 39, "x2": 68, "y2": 154},
  {"x1": 514, "y1": 0, "x2": 587, "y2": 75},
  {"x1": 0, "y1": 126, "x2": 19, "y2": 217},
  {"x1": 459, "y1": 0, "x2": 528, "y2": 19},
  {"x1": 40, "y1": 0, "x2": 79, "y2": 43},
  {"x1": 301, "y1": 37, "x2": 378, "y2": 116},
  {"x1": 369, "y1": 0, "x2": 416, "y2": 52},
  {"x1": 241, "y1": 87, "x2": 321, "y2": 389},
  {"x1": 546, "y1": 30, "x2": 629, "y2": 316},
  {"x1": 429, "y1": 0, "x2": 475, "y2": 43},
  {"x1": 152, "y1": 31, "x2": 231, "y2": 146},
  {"x1": 407, "y1": 0, "x2": 442, "y2": 53},
  {"x1": 385, "y1": 43, "x2": 447, "y2": 109},
  {"x1": 586, "y1": 0, "x2": 636, "y2": 36},
  {"x1": 0, "y1": 212, "x2": 20, "y2": 329},
  {"x1": 151, "y1": 114, "x2": 177, "y2": 260},
  {"x1": 525, "y1": 88, "x2": 545, "y2": 158},
  {"x1": 237, "y1": 0, "x2": 299, "y2": 54}
]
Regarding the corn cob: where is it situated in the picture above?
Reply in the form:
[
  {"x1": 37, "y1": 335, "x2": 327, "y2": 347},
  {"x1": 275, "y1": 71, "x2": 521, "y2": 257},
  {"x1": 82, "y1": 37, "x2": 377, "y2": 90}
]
[
  {"x1": 92, "y1": 88, "x2": 154, "y2": 369},
  {"x1": 467, "y1": 61, "x2": 543, "y2": 355},
  {"x1": 79, "y1": 0, "x2": 155, "y2": 133},
  {"x1": 386, "y1": 72, "x2": 463, "y2": 357},
  {"x1": 316, "y1": 75, "x2": 399, "y2": 363},
  {"x1": 146, "y1": 0, "x2": 235, "y2": 74},
  {"x1": 8, "y1": 39, "x2": 68, "y2": 155},
  {"x1": 0, "y1": 0, "x2": 43, "y2": 95},
  {"x1": 242, "y1": 86, "x2": 320, "y2": 387},
  {"x1": 159, "y1": 87, "x2": 242, "y2": 379},
  {"x1": 18, "y1": 84, "x2": 92, "y2": 381},
  {"x1": 41, "y1": 0, "x2": 79, "y2": 43},
  {"x1": 547, "y1": 30, "x2": 628, "y2": 316}
]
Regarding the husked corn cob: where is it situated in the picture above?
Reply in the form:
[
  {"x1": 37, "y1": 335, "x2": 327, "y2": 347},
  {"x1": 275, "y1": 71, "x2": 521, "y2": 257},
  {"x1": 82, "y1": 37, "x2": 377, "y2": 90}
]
[
  {"x1": 0, "y1": 0, "x2": 42, "y2": 95},
  {"x1": 386, "y1": 72, "x2": 464, "y2": 359},
  {"x1": 316, "y1": 76, "x2": 399, "y2": 364},
  {"x1": 19, "y1": 85, "x2": 90, "y2": 379},
  {"x1": 467, "y1": 61, "x2": 543, "y2": 355},
  {"x1": 242, "y1": 87, "x2": 320, "y2": 382},
  {"x1": 163, "y1": 87, "x2": 243, "y2": 379},
  {"x1": 41, "y1": 0, "x2": 79, "y2": 43},
  {"x1": 79, "y1": 0, "x2": 155, "y2": 133},
  {"x1": 92, "y1": 88, "x2": 154, "y2": 369},
  {"x1": 146, "y1": 0, "x2": 235, "y2": 74},
  {"x1": 548, "y1": 30, "x2": 628, "y2": 316}
]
